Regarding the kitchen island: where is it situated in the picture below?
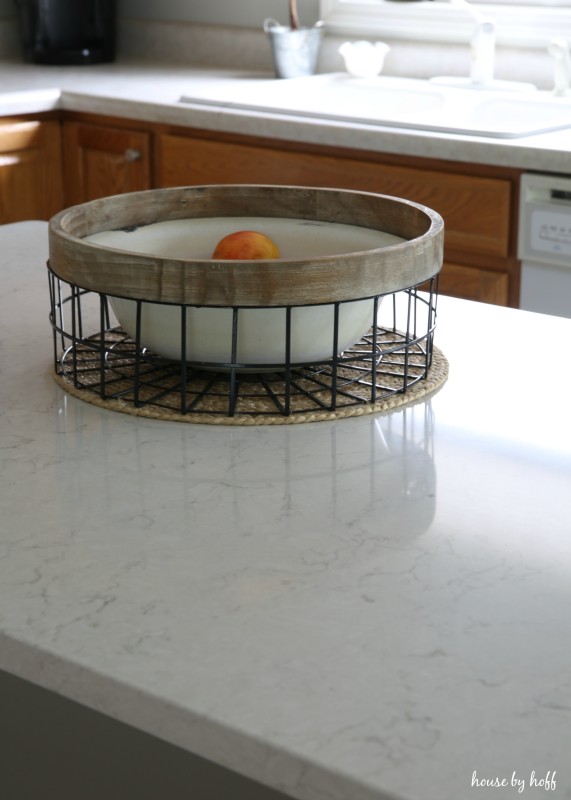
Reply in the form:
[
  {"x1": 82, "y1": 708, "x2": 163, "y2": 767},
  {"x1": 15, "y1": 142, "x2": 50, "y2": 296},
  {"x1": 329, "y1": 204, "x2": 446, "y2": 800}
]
[{"x1": 1, "y1": 220, "x2": 571, "y2": 799}]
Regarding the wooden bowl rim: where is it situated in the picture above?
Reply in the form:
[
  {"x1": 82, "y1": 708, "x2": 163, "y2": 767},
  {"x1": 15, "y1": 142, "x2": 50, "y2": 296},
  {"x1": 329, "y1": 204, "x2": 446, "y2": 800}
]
[{"x1": 48, "y1": 184, "x2": 444, "y2": 307}]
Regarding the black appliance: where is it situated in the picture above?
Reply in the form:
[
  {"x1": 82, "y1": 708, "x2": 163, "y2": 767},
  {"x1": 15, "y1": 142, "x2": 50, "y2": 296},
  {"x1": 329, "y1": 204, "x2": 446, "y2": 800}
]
[{"x1": 14, "y1": 0, "x2": 116, "y2": 65}]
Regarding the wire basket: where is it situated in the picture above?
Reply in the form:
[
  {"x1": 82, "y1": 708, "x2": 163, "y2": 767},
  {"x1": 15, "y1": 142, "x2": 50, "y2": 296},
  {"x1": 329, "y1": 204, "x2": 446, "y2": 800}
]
[
  {"x1": 48, "y1": 271, "x2": 440, "y2": 420},
  {"x1": 47, "y1": 185, "x2": 444, "y2": 422}
]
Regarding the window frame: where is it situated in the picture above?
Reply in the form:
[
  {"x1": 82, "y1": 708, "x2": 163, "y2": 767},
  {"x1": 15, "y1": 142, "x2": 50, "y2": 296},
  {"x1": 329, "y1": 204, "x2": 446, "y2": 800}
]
[{"x1": 320, "y1": 0, "x2": 571, "y2": 48}]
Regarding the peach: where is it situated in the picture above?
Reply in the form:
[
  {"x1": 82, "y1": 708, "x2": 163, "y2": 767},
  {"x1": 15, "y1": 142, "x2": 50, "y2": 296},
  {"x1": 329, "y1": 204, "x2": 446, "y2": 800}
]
[{"x1": 211, "y1": 230, "x2": 280, "y2": 260}]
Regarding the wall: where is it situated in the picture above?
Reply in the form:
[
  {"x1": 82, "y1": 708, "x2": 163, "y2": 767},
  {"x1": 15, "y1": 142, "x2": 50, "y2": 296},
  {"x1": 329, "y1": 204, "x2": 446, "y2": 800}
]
[
  {"x1": 120, "y1": 0, "x2": 321, "y2": 27},
  {"x1": 0, "y1": 0, "x2": 322, "y2": 28},
  {"x1": 0, "y1": 0, "x2": 556, "y2": 87}
]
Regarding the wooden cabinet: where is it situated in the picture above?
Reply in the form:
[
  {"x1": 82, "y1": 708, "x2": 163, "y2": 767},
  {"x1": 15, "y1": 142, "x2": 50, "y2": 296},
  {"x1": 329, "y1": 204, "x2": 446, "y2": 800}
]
[
  {"x1": 62, "y1": 120, "x2": 151, "y2": 205},
  {"x1": 436, "y1": 262, "x2": 509, "y2": 306},
  {"x1": 157, "y1": 132, "x2": 518, "y2": 306},
  {"x1": 3, "y1": 109, "x2": 519, "y2": 307},
  {"x1": 0, "y1": 118, "x2": 63, "y2": 223}
]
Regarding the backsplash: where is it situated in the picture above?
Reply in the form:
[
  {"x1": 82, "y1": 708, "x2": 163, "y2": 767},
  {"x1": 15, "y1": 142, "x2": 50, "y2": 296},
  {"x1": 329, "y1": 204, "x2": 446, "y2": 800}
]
[
  {"x1": 0, "y1": 16, "x2": 555, "y2": 91},
  {"x1": 0, "y1": 18, "x2": 19, "y2": 58},
  {"x1": 117, "y1": 18, "x2": 275, "y2": 70}
]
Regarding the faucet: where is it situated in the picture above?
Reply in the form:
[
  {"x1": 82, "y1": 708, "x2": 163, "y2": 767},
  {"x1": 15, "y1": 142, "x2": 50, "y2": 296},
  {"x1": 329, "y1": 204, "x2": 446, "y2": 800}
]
[
  {"x1": 432, "y1": 0, "x2": 535, "y2": 91},
  {"x1": 548, "y1": 37, "x2": 571, "y2": 96},
  {"x1": 451, "y1": 0, "x2": 496, "y2": 86},
  {"x1": 469, "y1": 17, "x2": 496, "y2": 85}
]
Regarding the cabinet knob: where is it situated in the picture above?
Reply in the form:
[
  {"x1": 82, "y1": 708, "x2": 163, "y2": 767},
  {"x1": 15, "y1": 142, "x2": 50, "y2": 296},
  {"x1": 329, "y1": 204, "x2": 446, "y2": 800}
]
[{"x1": 124, "y1": 148, "x2": 142, "y2": 163}]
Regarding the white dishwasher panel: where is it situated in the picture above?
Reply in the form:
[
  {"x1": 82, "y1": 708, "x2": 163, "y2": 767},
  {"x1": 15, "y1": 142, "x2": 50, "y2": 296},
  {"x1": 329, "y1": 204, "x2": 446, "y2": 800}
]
[{"x1": 518, "y1": 173, "x2": 571, "y2": 319}]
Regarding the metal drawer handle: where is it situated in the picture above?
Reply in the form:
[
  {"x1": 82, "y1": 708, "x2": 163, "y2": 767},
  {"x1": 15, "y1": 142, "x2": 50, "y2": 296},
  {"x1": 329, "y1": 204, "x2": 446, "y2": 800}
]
[{"x1": 124, "y1": 148, "x2": 142, "y2": 163}]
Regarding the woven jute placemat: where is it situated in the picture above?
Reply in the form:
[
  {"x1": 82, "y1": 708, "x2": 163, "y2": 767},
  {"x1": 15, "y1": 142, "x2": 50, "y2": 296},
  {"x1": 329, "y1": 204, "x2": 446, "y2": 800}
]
[{"x1": 53, "y1": 345, "x2": 448, "y2": 426}]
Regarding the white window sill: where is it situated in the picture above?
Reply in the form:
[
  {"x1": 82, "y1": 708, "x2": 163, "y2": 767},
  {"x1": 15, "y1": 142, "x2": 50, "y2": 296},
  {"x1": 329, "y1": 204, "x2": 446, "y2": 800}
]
[{"x1": 320, "y1": 0, "x2": 571, "y2": 48}]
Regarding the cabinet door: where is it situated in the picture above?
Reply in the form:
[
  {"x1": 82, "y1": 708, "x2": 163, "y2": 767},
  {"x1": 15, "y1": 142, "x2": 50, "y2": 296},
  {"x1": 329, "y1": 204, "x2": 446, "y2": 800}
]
[
  {"x1": 437, "y1": 262, "x2": 509, "y2": 305},
  {"x1": 63, "y1": 121, "x2": 151, "y2": 205},
  {"x1": 158, "y1": 134, "x2": 512, "y2": 260},
  {"x1": 0, "y1": 119, "x2": 63, "y2": 223}
]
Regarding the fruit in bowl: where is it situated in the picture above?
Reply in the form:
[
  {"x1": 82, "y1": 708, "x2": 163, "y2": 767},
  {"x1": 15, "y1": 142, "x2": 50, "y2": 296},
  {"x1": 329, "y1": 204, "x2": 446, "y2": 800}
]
[{"x1": 212, "y1": 231, "x2": 280, "y2": 260}]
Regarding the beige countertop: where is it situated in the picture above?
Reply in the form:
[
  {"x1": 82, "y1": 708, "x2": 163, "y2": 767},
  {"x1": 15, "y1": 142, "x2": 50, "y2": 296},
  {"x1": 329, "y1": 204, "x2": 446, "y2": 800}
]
[{"x1": 1, "y1": 58, "x2": 571, "y2": 172}]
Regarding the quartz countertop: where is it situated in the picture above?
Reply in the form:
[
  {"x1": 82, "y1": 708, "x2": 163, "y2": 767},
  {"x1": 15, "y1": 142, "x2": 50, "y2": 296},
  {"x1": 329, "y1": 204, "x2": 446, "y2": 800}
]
[
  {"x1": 0, "y1": 58, "x2": 570, "y2": 172},
  {"x1": 1, "y1": 220, "x2": 571, "y2": 799}
]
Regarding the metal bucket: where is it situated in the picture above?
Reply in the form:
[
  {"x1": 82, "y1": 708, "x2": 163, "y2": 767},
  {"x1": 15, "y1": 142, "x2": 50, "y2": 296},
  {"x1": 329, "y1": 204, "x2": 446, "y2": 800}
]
[{"x1": 264, "y1": 19, "x2": 323, "y2": 79}]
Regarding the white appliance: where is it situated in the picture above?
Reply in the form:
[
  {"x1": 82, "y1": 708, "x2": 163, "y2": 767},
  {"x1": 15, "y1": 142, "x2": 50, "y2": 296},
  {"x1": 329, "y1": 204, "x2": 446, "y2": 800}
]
[{"x1": 518, "y1": 172, "x2": 571, "y2": 319}]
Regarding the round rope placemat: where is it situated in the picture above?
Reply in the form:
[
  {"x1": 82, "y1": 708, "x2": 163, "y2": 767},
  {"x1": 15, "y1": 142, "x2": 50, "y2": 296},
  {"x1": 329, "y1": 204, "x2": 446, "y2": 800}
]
[{"x1": 53, "y1": 346, "x2": 448, "y2": 426}]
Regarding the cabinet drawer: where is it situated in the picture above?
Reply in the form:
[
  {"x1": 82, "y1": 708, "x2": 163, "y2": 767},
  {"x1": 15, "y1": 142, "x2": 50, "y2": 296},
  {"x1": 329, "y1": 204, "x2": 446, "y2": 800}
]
[
  {"x1": 63, "y1": 121, "x2": 151, "y2": 205},
  {"x1": 438, "y1": 261, "x2": 509, "y2": 305},
  {"x1": 0, "y1": 119, "x2": 63, "y2": 222},
  {"x1": 158, "y1": 134, "x2": 512, "y2": 260}
]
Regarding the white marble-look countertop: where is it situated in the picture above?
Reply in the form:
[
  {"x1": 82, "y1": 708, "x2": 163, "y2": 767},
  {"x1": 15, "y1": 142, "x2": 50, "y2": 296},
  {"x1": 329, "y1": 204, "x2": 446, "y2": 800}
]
[
  {"x1": 0, "y1": 58, "x2": 570, "y2": 172},
  {"x1": 1, "y1": 220, "x2": 571, "y2": 799}
]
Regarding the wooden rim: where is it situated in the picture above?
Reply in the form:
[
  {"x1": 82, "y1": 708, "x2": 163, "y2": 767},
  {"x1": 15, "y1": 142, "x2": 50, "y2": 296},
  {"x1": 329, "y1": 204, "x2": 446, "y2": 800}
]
[{"x1": 48, "y1": 185, "x2": 444, "y2": 307}]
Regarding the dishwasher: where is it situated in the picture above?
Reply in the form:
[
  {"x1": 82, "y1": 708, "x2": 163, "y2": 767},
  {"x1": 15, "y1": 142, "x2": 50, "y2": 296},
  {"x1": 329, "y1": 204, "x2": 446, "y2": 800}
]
[{"x1": 518, "y1": 172, "x2": 571, "y2": 319}]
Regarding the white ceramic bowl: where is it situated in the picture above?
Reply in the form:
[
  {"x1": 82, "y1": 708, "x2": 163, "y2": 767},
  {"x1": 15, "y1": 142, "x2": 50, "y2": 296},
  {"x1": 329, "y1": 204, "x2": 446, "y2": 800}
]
[{"x1": 87, "y1": 217, "x2": 404, "y2": 366}]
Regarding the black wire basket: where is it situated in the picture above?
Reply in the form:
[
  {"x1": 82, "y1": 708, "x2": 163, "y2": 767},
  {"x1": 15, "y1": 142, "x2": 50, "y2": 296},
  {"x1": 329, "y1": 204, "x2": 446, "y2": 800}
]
[
  {"x1": 47, "y1": 185, "x2": 444, "y2": 421},
  {"x1": 48, "y1": 273, "x2": 440, "y2": 420}
]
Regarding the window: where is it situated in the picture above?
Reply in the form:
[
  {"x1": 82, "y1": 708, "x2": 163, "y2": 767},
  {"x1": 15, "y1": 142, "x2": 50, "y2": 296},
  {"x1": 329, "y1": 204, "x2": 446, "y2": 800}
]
[{"x1": 320, "y1": 0, "x2": 571, "y2": 48}]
